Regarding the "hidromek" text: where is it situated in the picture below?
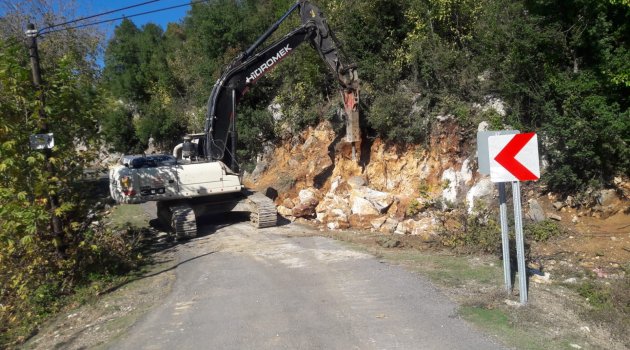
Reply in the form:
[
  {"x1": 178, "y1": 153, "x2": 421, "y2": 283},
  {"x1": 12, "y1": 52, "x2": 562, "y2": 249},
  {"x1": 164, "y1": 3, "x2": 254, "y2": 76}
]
[{"x1": 245, "y1": 44, "x2": 292, "y2": 84}]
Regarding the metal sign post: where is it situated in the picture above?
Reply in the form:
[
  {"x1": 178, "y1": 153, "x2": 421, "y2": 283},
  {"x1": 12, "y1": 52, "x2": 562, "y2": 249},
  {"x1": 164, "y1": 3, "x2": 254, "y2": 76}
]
[
  {"x1": 512, "y1": 181, "x2": 527, "y2": 304},
  {"x1": 498, "y1": 182, "x2": 511, "y2": 293}
]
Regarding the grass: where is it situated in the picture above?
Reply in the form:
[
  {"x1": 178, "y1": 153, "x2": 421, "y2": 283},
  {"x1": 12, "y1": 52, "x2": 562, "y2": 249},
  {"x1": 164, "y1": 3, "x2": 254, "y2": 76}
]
[
  {"x1": 381, "y1": 250, "x2": 502, "y2": 287},
  {"x1": 108, "y1": 204, "x2": 151, "y2": 228},
  {"x1": 459, "y1": 306, "x2": 550, "y2": 350}
]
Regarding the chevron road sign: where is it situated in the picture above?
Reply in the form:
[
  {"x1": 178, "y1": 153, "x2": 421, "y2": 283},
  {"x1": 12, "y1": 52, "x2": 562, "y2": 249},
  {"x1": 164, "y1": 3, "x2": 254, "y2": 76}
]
[
  {"x1": 488, "y1": 132, "x2": 540, "y2": 183},
  {"x1": 486, "y1": 132, "x2": 540, "y2": 305}
]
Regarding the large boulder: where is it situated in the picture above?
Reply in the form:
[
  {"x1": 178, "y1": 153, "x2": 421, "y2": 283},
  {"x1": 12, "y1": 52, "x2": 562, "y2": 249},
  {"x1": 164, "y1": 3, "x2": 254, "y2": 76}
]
[
  {"x1": 351, "y1": 196, "x2": 381, "y2": 216},
  {"x1": 379, "y1": 218, "x2": 400, "y2": 234},
  {"x1": 299, "y1": 188, "x2": 320, "y2": 205},
  {"x1": 350, "y1": 187, "x2": 394, "y2": 216},
  {"x1": 277, "y1": 205, "x2": 294, "y2": 217},
  {"x1": 316, "y1": 195, "x2": 351, "y2": 228},
  {"x1": 527, "y1": 199, "x2": 546, "y2": 222},
  {"x1": 363, "y1": 188, "x2": 395, "y2": 213},
  {"x1": 292, "y1": 198, "x2": 318, "y2": 218},
  {"x1": 282, "y1": 198, "x2": 295, "y2": 209},
  {"x1": 349, "y1": 214, "x2": 379, "y2": 229},
  {"x1": 394, "y1": 217, "x2": 436, "y2": 236},
  {"x1": 371, "y1": 216, "x2": 388, "y2": 230}
]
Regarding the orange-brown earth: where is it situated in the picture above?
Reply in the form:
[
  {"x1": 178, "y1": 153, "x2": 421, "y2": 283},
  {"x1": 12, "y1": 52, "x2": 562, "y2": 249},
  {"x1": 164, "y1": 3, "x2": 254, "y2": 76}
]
[{"x1": 246, "y1": 120, "x2": 630, "y2": 277}]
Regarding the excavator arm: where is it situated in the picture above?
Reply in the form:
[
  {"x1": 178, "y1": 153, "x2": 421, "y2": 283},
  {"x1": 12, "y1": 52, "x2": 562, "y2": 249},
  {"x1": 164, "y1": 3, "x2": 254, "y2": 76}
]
[{"x1": 204, "y1": 0, "x2": 360, "y2": 169}]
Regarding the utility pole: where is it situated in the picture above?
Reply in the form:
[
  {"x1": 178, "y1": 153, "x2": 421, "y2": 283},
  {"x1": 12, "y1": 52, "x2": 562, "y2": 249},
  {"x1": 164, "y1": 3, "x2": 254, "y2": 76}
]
[{"x1": 26, "y1": 23, "x2": 65, "y2": 253}]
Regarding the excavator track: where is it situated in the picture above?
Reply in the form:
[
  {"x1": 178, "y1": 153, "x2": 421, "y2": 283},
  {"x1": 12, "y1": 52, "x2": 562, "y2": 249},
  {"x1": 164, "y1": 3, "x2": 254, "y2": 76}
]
[
  {"x1": 171, "y1": 204, "x2": 197, "y2": 239},
  {"x1": 246, "y1": 192, "x2": 278, "y2": 228},
  {"x1": 157, "y1": 202, "x2": 197, "y2": 239}
]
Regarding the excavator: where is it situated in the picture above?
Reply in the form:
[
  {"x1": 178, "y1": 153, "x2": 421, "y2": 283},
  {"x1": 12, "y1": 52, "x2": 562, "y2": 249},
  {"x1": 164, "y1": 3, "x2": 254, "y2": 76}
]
[{"x1": 109, "y1": 0, "x2": 360, "y2": 238}]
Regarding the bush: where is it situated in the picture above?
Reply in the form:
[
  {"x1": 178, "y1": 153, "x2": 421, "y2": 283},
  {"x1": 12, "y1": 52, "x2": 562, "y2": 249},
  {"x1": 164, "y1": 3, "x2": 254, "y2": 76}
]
[
  {"x1": 367, "y1": 90, "x2": 430, "y2": 144},
  {"x1": 437, "y1": 205, "x2": 502, "y2": 254},
  {"x1": 0, "y1": 221, "x2": 145, "y2": 347},
  {"x1": 577, "y1": 281, "x2": 613, "y2": 309},
  {"x1": 524, "y1": 219, "x2": 563, "y2": 242},
  {"x1": 406, "y1": 199, "x2": 422, "y2": 217}
]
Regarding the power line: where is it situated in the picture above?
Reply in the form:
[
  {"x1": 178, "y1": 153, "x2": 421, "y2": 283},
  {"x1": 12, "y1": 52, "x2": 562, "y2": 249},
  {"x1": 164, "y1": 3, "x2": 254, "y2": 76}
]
[
  {"x1": 39, "y1": 0, "x2": 210, "y2": 35},
  {"x1": 40, "y1": 0, "x2": 164, "y2": 32}
]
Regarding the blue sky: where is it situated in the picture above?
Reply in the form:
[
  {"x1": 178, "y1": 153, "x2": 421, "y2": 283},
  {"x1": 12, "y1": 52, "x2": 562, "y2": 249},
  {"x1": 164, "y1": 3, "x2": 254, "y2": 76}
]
[
  {"x1": 76, "y1": 0, "x2": 192, "y2": 66},
  {"x1": 80, "y1": 0, "x2": 191, "y2": 36}
]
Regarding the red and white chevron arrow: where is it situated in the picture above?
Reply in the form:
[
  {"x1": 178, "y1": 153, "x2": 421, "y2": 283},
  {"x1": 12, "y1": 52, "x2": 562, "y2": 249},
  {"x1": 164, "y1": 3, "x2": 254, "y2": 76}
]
[{"x1": 488, "y1": 133, "x2": 540, "y2": 182}]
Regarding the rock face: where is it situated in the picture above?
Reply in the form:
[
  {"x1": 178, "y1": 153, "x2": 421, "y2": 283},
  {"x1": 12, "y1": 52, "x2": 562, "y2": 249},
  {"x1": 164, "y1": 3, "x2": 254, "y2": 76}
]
[
  {"x1": 243, "y1": 119, "x2": 486, "y2": 239},
  {"x1": 466, "y1": 178, "x2": 495, "y2": 213}
]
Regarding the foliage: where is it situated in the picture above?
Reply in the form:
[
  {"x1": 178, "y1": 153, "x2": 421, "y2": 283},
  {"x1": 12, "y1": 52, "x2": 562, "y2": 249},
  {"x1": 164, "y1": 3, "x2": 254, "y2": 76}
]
[
  {"x1": 437, "y1": 203, "x2": 502, "y2": 254},
  {"x1": 99, "y1": 102, "x2": 144, "y2": 154},
  {"x1": 472, "y1": 0, "x2": 630, "y2": 192},
  {"x1": 0, "y1": 39, "x2": 142, "y2": 346},
  {"x1": 367, "y1": 88, "x2": 431, "y2": 143},
  {"x1": 577, "y1": 281, "x2": 613, "y2": 309},
  {"x1": 570, "y1": 267, "x2": 630, "y2": 341},
  {"x1": 0, "y1": 0, "x2": 103, "y2": 76},
  {"x1": 405, "y1": 199, "x2": 422, "y2": 217},
  {"x1": 236, "y1": 104, "x2": 276, "y2": 166},
  {"x1": 102, "y1": 20, "x2": 183, "y2": 151},
  {"x1": 96, "y1": 0, "x2": 629, "y2": 193},
  {"x1": 523, "y1": 219, "x2": 563, "y2": 242}
]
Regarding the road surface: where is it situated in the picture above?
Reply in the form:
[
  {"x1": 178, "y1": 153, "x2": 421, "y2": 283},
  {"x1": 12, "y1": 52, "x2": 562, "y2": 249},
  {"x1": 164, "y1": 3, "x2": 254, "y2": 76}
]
[{"x1": 110, "y1": 216, "x2": 506, "y2": 350}]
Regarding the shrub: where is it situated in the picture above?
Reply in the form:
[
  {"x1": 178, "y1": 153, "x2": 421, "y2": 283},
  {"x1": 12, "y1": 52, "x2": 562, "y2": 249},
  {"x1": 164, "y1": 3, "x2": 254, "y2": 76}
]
[
  {"x1": 406, "y1": 199, "x2": 422, "y2": 217},
  {"x1": 524, "y1": 219, "x2": 563, "y2": 242},
  {"x1": 437, "y1": 205, "x2": 502, "y2": 254},
  {"x1": 366, "y1": 90, "x2": 430, "y2": 144}
]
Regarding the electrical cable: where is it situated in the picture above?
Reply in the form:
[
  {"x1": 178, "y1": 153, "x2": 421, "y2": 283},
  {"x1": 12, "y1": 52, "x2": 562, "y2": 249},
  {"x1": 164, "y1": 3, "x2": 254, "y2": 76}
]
[
  {"x1": 40, "y1": 0, "x2": 164, "y2": 31},
  {"x1": 39, "y1": 0, "x2": 211, "y2": 35}
]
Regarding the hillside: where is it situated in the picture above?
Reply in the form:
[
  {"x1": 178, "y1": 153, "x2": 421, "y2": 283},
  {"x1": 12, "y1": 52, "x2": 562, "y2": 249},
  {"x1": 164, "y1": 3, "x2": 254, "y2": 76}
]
[{"x1": 1, "y1": 0, "x2": 628, "y2": 346}]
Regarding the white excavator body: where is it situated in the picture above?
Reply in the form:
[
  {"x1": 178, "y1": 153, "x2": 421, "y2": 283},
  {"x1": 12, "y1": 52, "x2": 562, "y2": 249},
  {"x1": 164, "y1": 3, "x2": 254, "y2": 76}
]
[{"x1": 109, "y1": 155, "x2": 242, "y2": 205}]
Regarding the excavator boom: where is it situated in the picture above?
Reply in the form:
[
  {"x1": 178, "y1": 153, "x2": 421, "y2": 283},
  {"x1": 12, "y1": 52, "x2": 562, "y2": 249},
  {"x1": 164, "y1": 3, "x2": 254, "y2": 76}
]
[{"x1": 205, "y1": 0, "x2": 360, "y2": 166}]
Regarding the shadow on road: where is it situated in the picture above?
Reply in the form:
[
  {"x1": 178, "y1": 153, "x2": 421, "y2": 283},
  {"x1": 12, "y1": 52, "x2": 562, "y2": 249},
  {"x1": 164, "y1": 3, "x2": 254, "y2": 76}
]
[
  {"x1": 100, "y1": 209, "x2": 288, "y2": 297},
  {"x1": 97, "y1": 251, "x2": 216, "y2": 296}
]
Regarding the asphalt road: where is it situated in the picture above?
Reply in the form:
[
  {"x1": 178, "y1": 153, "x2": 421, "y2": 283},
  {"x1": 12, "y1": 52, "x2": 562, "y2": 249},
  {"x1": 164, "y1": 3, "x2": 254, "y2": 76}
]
[{"x1": 111, "y1": 217, "x2": 506, "y2": 350}]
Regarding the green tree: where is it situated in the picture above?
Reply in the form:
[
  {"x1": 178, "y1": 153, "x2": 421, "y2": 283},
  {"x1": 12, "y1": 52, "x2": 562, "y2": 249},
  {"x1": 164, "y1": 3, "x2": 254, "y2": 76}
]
[
  {"x1": 0, "y1": 38, "x2": 103, "y2": 344},
  {"x1": 103, "y1": 19, "x2": 144, "y2": 102},
  {"x1": 102, "y1": 19, "x2": 184, "y2": 151}
]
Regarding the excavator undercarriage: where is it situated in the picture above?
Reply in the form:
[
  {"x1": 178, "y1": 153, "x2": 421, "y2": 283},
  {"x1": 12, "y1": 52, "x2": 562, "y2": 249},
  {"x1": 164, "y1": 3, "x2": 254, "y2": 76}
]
[{"x1": 156, "y1": 191, "x2": 277, "y2": 239}]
